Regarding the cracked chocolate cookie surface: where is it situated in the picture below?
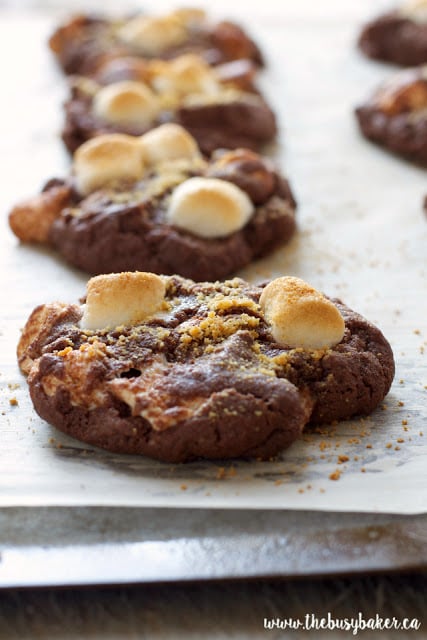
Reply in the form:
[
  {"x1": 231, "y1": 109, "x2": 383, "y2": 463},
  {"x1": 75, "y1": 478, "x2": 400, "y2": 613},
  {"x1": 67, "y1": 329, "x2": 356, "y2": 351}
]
[
  {"x1": 9, "y1": 130, "x2": 296, "y2": 281},
  {"x1": 355, "y1": 66, "x2": 427, "y2": 165},
  {"x1": 62, "y1": 56, "x2": 276, "y2": 155},
  {"x1": 18, "y1": 274, "x2": 395, "y2": 462},
  {"x1": 49, "y1": 11, "x2": 264, "y2": 76},
  {"x1": 358, "y1": 5, "x2": 427, "y2": 66}
]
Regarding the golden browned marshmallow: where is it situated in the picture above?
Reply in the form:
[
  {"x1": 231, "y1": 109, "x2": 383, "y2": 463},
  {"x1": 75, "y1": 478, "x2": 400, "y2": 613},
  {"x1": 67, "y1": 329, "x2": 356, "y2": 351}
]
[
  {"x1": 149, "y1": 54, "x2": 219, "y2": 96},
  {"x1": 374, "y1": 68, "x2": 427, "y2": 115},
  {"x1": 73, "y1": 134, "x2": 144, "y2": 195},
  {"x1": 95, "y1": 57, "x2": 151, "y2": 85},
  {"x1": 71, "y1": 76, "x2": 101, "y2": 97},
  {"x1": 92, "y1": 81, "x2": 160, "y2": 127},
  {"x1": 138, "y1": 123, "x2": 201, "y2": 166},
  {"x1": 399, "y1": 0, "x2": 427, "y2": 22},
  {"x1": 80, "y1": 272, "x2": 166, "y2": 331},
  {"x1": 167, "y1": 177, "x2": 254, "y2": 238},
  {"x1": 259, "y1": 277, "x2": 345, "y2": 350},
  {"x1": 118, "y1": 14, "x2": 188, "y2": 55},
  {"x1": 182, "y1": 86, "x2": 248, "y2": 107},
  {"x1": 171, "y1": 7, "x2": 207, "y2": 26}
]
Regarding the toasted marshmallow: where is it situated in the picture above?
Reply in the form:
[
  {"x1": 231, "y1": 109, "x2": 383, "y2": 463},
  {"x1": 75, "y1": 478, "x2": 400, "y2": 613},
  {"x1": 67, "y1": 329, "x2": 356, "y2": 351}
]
[
  {"x1": 399, "y1": 0, "x2": 427, "y2": 22},
  {"x1": 80, "y1": 272, "x2": 166, "y2": 331},
  {"x1": 260, "y1": 277, "x2": 345, "y2": 350},
  {"x1": 96, "y1": 57, "x2": 150, "y2": 84},
  {"x1": 118, "y1": 14, "x2": 188, "y2": 55},
  {"x1": 182, "y1": 86, "x2": 249, "y2": 108},
  {"x1": 149, "y1": 54, "x2": 219, "y2": 96},
  {"x1": 93, "y1": 81, "x2": 160, "y2": 127},
  {"x1": 139, "y1": 124, "x2": 201, "y2": 167},
  {"x1": 375, "y1": 68, "x2": 427, "y2": 114},
  {"x1": 74, "y1": 134, "x2": 144, "y2": 195},
  {"x1": 167, "y1": 177, "x2": 254, "y2": 238},
  {"x1": 172, "y1": 8, "x2": 207, "y2": 26},
  {"x1": 72, "y1": 76, "x2": 100, "y2": 97}
]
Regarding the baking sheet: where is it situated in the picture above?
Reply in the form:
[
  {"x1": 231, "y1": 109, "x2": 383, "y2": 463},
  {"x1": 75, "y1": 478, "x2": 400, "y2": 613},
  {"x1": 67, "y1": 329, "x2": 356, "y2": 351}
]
[
  {"x1": 1, "y1": 508, "x2": 426, "y2": 588},
  {"x1": 0, "y1": 0, "x2": 426, "y2": 513}
]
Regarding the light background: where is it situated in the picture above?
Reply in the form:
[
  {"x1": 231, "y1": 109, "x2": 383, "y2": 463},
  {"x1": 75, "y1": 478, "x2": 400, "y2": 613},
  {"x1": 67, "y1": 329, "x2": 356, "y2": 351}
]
[{"x1": 0, "y1": 0, "x2": 426, "y2": 513}]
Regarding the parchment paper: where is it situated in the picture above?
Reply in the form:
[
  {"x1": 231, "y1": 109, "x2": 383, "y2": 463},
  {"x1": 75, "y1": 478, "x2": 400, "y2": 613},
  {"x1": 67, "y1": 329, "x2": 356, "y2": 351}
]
[{"x1": 1, "y1": 0, "x2": 426, "y2": 513}]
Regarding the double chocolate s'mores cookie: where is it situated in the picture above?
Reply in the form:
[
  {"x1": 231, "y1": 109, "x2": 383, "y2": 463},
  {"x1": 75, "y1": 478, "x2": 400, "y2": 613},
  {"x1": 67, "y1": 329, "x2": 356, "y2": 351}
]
[
  {"x1": 62, "y1": 54, "x2": 276, "y2": 154},
  {"x1": 18, "y1": 273, "x2": 395, "y2": 462},
  {"x1": 359, "y1": 0, "x2": 427, "y2": 66},
  {"x1": 9, "y1": 125, "x2": 296, "y2": 280},
  {"x1": 355, "y1": 66, "x2": 427, "y2": 165},
  {"x1": 49, "y1": 8, "x2": 263, "y2": 77}
]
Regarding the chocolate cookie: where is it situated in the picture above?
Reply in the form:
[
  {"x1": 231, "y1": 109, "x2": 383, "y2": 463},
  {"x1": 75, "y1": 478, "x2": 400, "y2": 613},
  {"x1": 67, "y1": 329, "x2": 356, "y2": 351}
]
[
  {"x1": 17, "y1": 273, "x2": 395, "y2": 462},
  {"x1": 9, "y1": 125, "x2": 296, "y2": 281},
  {"x1": 355, "y1": 66, "x2": 427, "y2": 165},
  {"x1": 358, "y1": 1, "x2": 427, "y2": 66},
  {"x1": 49, "y1": 9, "x2": 264, "y2": 77},
  {"x1": 62, "y1": 54, "x2": 276, "y2": 155}
]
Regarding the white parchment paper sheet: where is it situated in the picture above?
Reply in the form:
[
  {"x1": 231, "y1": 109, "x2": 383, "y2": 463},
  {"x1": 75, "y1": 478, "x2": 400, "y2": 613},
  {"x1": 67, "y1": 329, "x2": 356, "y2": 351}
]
[{"x1": 0, "y1": 0, "x2": 426, "y2": 512}]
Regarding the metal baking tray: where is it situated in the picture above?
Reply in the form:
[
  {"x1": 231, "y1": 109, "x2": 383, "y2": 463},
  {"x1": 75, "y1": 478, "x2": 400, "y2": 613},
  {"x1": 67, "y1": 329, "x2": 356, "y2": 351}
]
[{"x1": 1, "y1": 508, "x2": 426, "y2": 589}]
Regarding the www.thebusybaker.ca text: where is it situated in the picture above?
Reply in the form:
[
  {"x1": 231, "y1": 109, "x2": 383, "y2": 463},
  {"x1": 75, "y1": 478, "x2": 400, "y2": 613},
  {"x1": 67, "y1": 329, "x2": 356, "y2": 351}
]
[{"x1": 263, "y1": 612, "x2": 421, "y2": 634}]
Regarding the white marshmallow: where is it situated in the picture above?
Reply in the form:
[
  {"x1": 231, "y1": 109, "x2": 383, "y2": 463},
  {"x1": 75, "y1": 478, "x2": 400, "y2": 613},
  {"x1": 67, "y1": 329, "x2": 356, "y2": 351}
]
[
  {"x1": 93, "y1": 81, "x2": 160, "y2": 127},
  {"x1": 118, "y1": 15, "x2": 188, "y2": 55},
  {"x1": 138, "y1": 123, "x2": 201, "y2": 166},
  {"x1": 167, "y1": 177, "x2": 254, "y2": 238},
  {"x1": 149, "y1": 54, "x2": 219, "y2": 96},
  {"x1": 73, "y1": 134, "x2": 144, "y2": 195},
  {"x1": 259, "y1": 276, "x2": 345, "y2": 350},
  {"x1": 80, "y1": 272, "x2": 166, "y2": 331}
]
